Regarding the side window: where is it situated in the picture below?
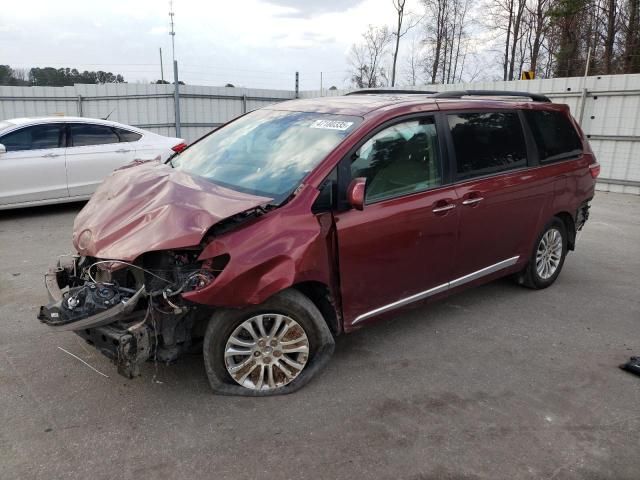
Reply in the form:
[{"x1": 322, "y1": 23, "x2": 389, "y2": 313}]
[
  {"x1": 448, "y1": 112, "x2": 527, "y2": 180},
  {"x1": 70, "y1": 124, "x2": 120, "y2": 147},
  {"x1": 0, "y1": 124, "x2": 64, "y2": 152},
  {"x1": 524, "y1": 110, "x2": 583, "y2": 162},
  {"x1": 351, "y1": 117, "x2": 442, "y2": 203},
  {"x1": 114, "y1": 128, "x2": 142, "y2": 143}
]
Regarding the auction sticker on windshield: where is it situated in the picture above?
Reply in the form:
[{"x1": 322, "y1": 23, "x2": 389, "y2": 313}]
[{"x1": 310, "y1": 119, "x2": 354, "y2": 130}]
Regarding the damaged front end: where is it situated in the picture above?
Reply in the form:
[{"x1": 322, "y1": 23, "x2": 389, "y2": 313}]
[{"x1": 38, "y1": 251, "x2": 221, "y2": 378}]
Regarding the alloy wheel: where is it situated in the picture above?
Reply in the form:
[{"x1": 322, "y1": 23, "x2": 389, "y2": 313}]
[
  {"x1": 224, "y1": 314, "x2": 310, "y2": 391},
  {"x1": 535, "y1": 228, "x2": 563, "y2": 280}
]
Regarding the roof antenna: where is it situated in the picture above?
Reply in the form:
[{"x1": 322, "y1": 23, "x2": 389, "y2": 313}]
[{"x1": 102, "y1": 108, "x2": 116, "y2": 121}]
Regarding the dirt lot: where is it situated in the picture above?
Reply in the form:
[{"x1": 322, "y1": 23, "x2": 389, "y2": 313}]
[{"x1": 1, "y1": 192, "x2": 639, "y2": 480}]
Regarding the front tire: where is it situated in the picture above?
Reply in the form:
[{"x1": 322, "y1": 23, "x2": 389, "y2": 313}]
[
  {"x1": 203, "y1": 289, "x2": 335, "y2": 396},
  {"x1": 519, "y1": 217, "x2": 568, "y2": 289}
]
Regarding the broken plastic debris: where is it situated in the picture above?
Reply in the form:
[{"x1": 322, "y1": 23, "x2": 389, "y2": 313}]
[{"x1": 619, "y1": 356, "x2": 640, "y2": 377}]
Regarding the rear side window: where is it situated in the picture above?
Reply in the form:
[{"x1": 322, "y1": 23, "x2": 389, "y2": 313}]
[
  {"x1": 0, "y1": 124, "x2": 65, "y2": 151},
  {"x1": 114, "y1": 128, "x2": 142, "y2": 142},
  {"x1": 448, "y1": 112, "x2": 527, "y2": 180},
  {"x1": 70, "y1": 124, "x2": 120, "y2": 146},
  {"x1": 524, "y1": 110, "x2": 583, "y2": 162}
]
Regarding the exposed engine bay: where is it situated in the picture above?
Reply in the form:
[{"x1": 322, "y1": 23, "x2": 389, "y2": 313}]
[{"x1": 38, "y1": 251, "x2": 223, "y2": 378}]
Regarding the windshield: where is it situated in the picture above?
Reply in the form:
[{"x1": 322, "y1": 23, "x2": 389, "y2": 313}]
[{"x1": 172, "y1": 109, "x2": 362, "y2": 203}]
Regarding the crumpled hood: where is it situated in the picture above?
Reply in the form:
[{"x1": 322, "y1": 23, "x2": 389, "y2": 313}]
[{"x1": 73, "y1": 161, "x2": 272, "y2": 261}]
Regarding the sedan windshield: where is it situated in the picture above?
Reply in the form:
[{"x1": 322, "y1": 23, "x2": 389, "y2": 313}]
[{"x1": 172, "y1": 109, "x2": 362, "y2": 203}]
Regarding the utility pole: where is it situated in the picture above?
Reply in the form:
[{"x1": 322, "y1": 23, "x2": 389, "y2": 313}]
[
  {"x1": 295, "y1": 71, "x2": 299, "y2": 99},
  {"x1": 159, "y1": 47, "x2": 164, "y2": 82},
  {"x1": 169, "y1": 0, "x2": 181, "y2": 137}
]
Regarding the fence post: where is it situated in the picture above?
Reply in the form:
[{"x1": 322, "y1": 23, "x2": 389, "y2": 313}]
[
  {"x1": 578, "y1": 47, "x2": 592, "y2": 127},
  {"x1": 173, "y1": 60, "x2": 181, "y2": 137},
  {"x1": 77, "y1": 95, "x2": 83, "y2": 116},
  {"x1": 242, "y1": 94, "x2": 247, "y2": 114},
  {"x1": 295, "y1": 71, "x2": 299, "y2": 99},
  {"x1": 578, "y1": 88, "x2": 588, "y2": 126}
]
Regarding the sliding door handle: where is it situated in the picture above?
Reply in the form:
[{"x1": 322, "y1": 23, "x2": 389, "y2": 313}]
[
  {"x1": 432, "y1": 203, "x2": 456, "y2": 213},
  {"x1": 462, "y1": 197, "x2": 484, "y2": 206}
]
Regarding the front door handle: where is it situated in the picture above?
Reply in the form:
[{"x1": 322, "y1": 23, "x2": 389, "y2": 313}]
[
  {"x1": 432, "y1": 203, "x2": 456, "y2": 213},
  {"x1": 42, "y1": 152, "x2": 60, "y2": 158},
  {"x1": 115, "y1": 149, "x2": 131, "y2": 153},
  {"x1": 462, "y1": 197, "x2": 484, "y2": 206}
]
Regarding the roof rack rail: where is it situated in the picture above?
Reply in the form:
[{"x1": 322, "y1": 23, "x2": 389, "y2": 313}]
[
  {"x1": 431, "y1": 90, "x2": 551, "y2": 102},
  {"x1": 346, "y1": 89, "x2": 437, "y2": 96}
]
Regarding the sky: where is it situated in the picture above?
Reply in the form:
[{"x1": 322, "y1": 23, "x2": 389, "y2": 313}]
[{"x1": 0, "y1": 0, "x2": 494, "y2": 91}]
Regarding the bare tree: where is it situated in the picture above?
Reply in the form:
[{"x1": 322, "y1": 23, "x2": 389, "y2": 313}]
[
  {"x1": 403, "y1": 35, "x2": 424, "y2": 85},
  {"x1": 423, "y1": 0, "x2": 449, "y2": 83},
  {"x1": 526, "y1": 0, "x2": 551, "y2": 75},
  {"x1": 349, "y1": 25, "x2": 393, "y2": 88},
  {"x1": 11, "y1": 67, "x2": 29, "y2": 84},
  {"x1": 391, "y1": 1, "x2": 424, "y2": 86},
  {"x1": 448, "y1": 0, "x2": 471, "y2": 82},
  {"x1": 603, "y1": 0, "x2": 618, "y2": 73},
  {"x1": 488, "y1": 0, "x2": 528, "y2": 80},
  {"x1": 622, "y1": 0, "x2": 640, "y2": 72},
  {"x1": 422, "y1": 0, "x2": 472, "y2": 83},
  {"x1": 510, "y1": 0, "x2": 528, "y2": 79},
  {"x1": 391, "y1": 0, "x2": 408, "y2": 86}
]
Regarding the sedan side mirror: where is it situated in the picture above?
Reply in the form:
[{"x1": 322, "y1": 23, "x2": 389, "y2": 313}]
[
  {"x1": 0, "y1": 144, "x2": 6, "y2": 154},
  {"x1": 347, "y1": 177, "x2": 366, "y2": 211}
]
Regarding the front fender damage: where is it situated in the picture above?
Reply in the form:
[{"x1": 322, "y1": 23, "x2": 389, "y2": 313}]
[{"x1": 37, "y1": 185, "x2": 342, "y2": 385}]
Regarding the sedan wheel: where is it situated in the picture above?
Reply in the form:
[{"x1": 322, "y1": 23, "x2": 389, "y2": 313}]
[{"x1": 224, "y1": 314, "x2": 310, "y2": 391}]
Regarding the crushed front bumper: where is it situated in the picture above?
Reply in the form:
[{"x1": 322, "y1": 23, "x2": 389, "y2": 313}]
[
  {"x1": 75, "y1": 320, "x2": 152, "y2": 378},
  {"x1": 38, "y1": 254, "x2": 204, "y2": 379},
  {"x1": 38, "y1": 257, "x2": 152, "y2": 377}
]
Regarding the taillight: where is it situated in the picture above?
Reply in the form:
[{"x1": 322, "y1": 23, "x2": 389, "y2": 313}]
[
  {"x1": 589, "y1": 162, "x2": 600, "y2": 179},
  {"x1": 171, "y1": 142, "x2": 187, "y2": 153}
]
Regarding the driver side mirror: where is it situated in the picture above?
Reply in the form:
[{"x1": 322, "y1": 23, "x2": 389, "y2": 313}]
[
  {"x1": 347, "y1": 177, "x2": 366, "y2": 211},
  {"x1": 0, "y1": 144, "x2": 6, "y2": 154}
]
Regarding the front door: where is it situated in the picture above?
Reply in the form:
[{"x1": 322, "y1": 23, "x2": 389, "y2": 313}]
[
  {"x1": 66, "y1": 123, "x2": 137, "y2": 197},
  {"x1": 0, "y1": 123, "x2": 68, "y2": 206},
  {"x1": 334, "y1": 115, "x2": 459, "y2": 329}
]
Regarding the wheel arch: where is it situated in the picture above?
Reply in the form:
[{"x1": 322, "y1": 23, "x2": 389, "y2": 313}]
[
  {"x1": 553, "y1": 211, "x2": 576, "y2": 251},
  {"x1": 291, "y1": 281, "x2": 342, "y2": 336}
]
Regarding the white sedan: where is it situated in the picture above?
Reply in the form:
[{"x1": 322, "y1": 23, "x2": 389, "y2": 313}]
[{"x1": 0, "y1": 116, "x2": 186, "y2": 210}]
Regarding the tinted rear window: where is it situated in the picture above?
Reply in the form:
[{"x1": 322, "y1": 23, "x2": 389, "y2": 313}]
[
  {"x1": 448, "y1": 112, "x2": 527, "y2": 179},
  {"x1": 114, "y1": 128, "x2": 142, "y2": 142},
  {"x1": 524, "y1": 110, "x2": 583, "y2": 162},
  {"x1": 70, "y1": 124, "x2": 120, "y2": 146}
]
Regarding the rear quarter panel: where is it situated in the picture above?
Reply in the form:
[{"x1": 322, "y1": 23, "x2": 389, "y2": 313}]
[{"x1": 520, "y1": 103, "x2": 596, "y2": 257}]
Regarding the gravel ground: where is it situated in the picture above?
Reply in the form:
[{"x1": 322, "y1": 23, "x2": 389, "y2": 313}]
[{"x1": 1, "y1": 191, "x2": 639, "y2": 480}]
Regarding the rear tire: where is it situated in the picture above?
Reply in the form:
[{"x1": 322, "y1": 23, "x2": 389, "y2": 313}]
[
  {"x1": 519, "y1": 217, "x2": 568, "y2": 290},
  {"x1": 203, "y1": 289, "x2": 335, "y2": 396}
]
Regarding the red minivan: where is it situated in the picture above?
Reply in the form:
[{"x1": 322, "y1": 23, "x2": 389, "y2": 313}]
[{"x1": 39, "y1": 90, "x2": 598, "y2": 395}]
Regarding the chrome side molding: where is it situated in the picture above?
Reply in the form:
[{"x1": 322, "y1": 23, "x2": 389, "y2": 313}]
[{"x1": 352, "y1": 256, "x2": 520, "y2": 324}]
